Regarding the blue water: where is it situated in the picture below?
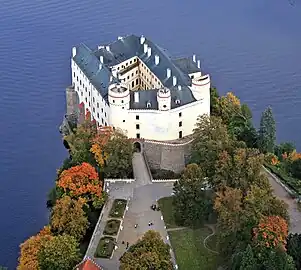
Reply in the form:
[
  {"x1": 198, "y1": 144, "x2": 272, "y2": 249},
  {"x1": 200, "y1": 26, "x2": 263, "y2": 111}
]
[{"x1": 0, "y1": 0, "x2": 300, "y2": 268}]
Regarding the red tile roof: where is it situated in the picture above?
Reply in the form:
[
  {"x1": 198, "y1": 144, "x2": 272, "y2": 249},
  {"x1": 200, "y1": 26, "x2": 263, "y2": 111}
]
[{"x1": 74, "y1": 257, "x2": 103, "y2": 270}]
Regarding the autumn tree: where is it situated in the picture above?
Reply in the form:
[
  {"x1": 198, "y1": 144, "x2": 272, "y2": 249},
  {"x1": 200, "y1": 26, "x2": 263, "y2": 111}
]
[
  {"x1": 258, "y1": 106, "x2": 276, "y2": 153},
  {"x1": 191, "y1": 115, "x2": 241, "y2": 178},
  {"x1": 119, "y1": 230, "x2": 173, "y2": 270},
  {"x1": 57, "y1": 162, "x2": 105, "y2": 208},
  {"x1": 18, "y1": 227, "x2": 53, "y2": 270},
  {"x1": 218, "y1": 92, "x2": 242, "y2": 125},
  {"x1": 38, "y1": 235, "x2": 81, "y2": 270},
  {"x1": 213, "y1": 148, "x2": 270, "y2": 192},
  {"x1": 253, "y1": 216, "x2": 288, "y2": 251},
  {"x1": 210, "y1": 87, "x2": 220, "y2": 116},
  {"x1": 274, "y1": 142, "x2": 295, "y2": 160},
  {"x1": 51, "y1": 196, "x2": 89, "y2": 240},
  {"x1": 173, "y1": 163, "x2": 214, "y2": 226}
]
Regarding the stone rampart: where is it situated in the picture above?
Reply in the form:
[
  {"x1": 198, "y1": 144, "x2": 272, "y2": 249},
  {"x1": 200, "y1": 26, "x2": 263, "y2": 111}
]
[{"x1": 143, "y1": 139, "x2": 192, "y2": 173}]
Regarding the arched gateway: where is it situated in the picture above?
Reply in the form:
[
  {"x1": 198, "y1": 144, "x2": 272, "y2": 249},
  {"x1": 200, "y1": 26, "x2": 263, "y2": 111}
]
[{"x1": 133, "y1": 141, "x2": 142, "y2": 153}]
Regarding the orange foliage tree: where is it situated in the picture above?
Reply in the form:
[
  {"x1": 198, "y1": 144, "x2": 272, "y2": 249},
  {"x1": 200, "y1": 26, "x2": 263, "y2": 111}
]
[
  {"x1": 57, "y1": 162, "x2": 102, "y2": 200},
  {"x1": 18, "y1": 226, "x2": 53, "y2": 270},
  {"x1": 90, "y1": 126, "x2": 113, "y2": 167},
  {"x1": 253, "y1": 216, "x2": 288, "y2": 251},
  {"x1": 288, "y1": 150, "x2": 301, "y2": 162}
]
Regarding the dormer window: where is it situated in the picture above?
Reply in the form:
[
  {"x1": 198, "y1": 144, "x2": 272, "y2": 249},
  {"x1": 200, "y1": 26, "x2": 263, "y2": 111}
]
[
  {"x1": 175, "y1": 99, "x2": 181, "y2": 105},
  {"x1": 146, "y1": 102, "x2": 151, "y2": 108}
]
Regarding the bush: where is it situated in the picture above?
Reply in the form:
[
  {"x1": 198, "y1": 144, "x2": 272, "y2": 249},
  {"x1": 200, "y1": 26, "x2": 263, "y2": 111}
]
[
  {"x1": 109, "y1": 199, "x2": 127, "y2": 218},
  {"x1": 103, "y1": 219, "x2": 121, "y2": 236},
  {"x1": 151, "y1": 168, "x2": 181, "y2": 179},
  {"x1": 94, "y1": 236, "x2": 115, "y2": 258}
]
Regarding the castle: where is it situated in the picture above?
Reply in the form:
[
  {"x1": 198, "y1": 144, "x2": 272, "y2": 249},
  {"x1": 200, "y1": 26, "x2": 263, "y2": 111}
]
[{"x1": 69, "y1": 34, "x2": 211, "y2": 141}]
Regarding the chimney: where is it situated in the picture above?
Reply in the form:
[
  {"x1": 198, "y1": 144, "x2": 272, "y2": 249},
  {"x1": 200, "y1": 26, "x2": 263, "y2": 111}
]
[
  {"x1": 147, "y1": 47, "x2": 152, "y2": 57},
  {"x1": 106, "y1": 46, "x2": 110, "y2": 52},
  {"x1": 98, "y1": 45, "x2": 104, "y2": 50},
  {"x1": 155, "y1": 55, "x2": 160, "y2": 65},
  {"x1": 112, "y1": 69, "x2": 117, "y2": 78},
  {"x1": 197, "y1": 60, "x2": 201, "y2": 69},
  {"x1": 192, "y1": 54, "x2": 196, "y2": 63},
  {"x1": 140, "y1": 35, "x2": 146, "y2": 44},
  {"x1": 166, "y1": 68, "x2": 171, "y2": 79},
  {"x1": 100, "y1": 56, "x2": 104, "y2": 64},
  {"x1": 118, "y1": 36, "x2": 123, "y2": 40},
  {"x1": 144, "y1": 43, "x2": 148, "y2": 53},
  {"x1": 134, "y1": 92, "x2": 139, "y2": 103},
  {"x1": 178, "y1": 85, "x2": 182, "y2": 91},
  {"x1": 99, "y1": 63, "x2": 102, "y2": 70},
  {"x1": 173, "y1": 76, "x2": 177, "y2": 86},
  {"x1": 72, "y1": 47, "x2": 76, "y2": 57}
]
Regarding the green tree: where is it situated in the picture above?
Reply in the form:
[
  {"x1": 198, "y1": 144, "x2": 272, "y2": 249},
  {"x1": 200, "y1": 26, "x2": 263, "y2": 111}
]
[
  {"x1": 210, "y1": 87, "x2": 220, "y2": 116},
  {"x1": 231, "y1": 245, "x2": 258, "y2": 270},
  {"x1": 50, "y1": 196, "x2": 89, "y2": 240},
  {"x1": 191, "y1": 115, "x2": 235, "y2": 178},
  {"x1": 287, "y1": 233, "x2": 301, "y2": 269},
  {"x1": 274, "y1": 142, "x2": 295, "y2": 160},
  {"x1": 288, "y1": 158, "x2": 301, "y2": 179},
  {"x1": 119, "y1": 230, "x2": 173, "y2": 270},
  {"x1": 258, "y1": 106, "x2": 276, "y2": 153},
  {"x1": 173, "y1": 164, "x2": 214, "y2": 226},
  {"x1": 38, "y1": 235, "x2": 81, "y2": 270},
  {"x1": 261, "y1": 249, "x2": 296, "y2": 270},
  {"x1": 103, "y1": 130, "x2": 133, "y2": 178}
]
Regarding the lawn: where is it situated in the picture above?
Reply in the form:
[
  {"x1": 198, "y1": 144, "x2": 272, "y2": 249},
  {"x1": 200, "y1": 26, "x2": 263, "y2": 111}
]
[
  {"x1": 109, "y1": 199, "x2": 127, "y2": 218},
  {"x1": 103, "y1": 219, "x2": 121, "y2": 236},
  {"x1": 158, "y1": 196, "x2": 178, "y2": 228},
  {"x1": 169, "y1": 228, "x2": 218, "y2": 270}
]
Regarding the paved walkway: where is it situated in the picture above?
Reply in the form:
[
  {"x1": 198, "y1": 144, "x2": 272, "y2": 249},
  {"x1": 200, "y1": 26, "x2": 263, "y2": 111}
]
[
  {"x1": 91, "y1": 153, "x2": 176, "y2": 270},
  {"x1": 264, "y1": 168, "x2": 301, "y2": 233}
]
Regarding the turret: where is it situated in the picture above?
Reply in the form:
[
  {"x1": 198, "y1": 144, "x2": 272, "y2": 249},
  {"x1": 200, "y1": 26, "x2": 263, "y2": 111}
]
[
  {"x1": 157, "y1": 88, "x2": 171, "y2": 111},
  {"x1": 190, "y1": 74, "x2": 211, "y2": 101},
  {"x1": 108, "y1": 82, "x2": 130, "y2": 110}
]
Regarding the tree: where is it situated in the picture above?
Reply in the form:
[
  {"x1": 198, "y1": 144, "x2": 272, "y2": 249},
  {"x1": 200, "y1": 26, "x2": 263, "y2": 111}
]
[
  {"x1": 288, "y1": 158, "x2": 301, "y2": 179},
  {"x1": 210, "y1": 87, "x2": 220, "y2": 116},
  {"x1": 287, "y1": 233, "x2": 301, "y2": 269},
  {"x1": 231, "y1": 245, "x2": 258, "y2": 270},
  {"x1": 18, "y1": 227, "x2": 53, "y2": 270},
  {"x1": 119, "y1": 230, "x2": 173, "y2": 270},
  {"x1": 258, "y1": 106, "x2": 276, "y2": 153},
  {"x1": 253, "y1": 216, "x2": 288, "y2": 251},
  {"x1": 102, "y1": 130, "x2": 133, "y2": 178},
  {"x1": 261, "y1": 248, "x2": 296, "y2": 270},
  {"x1": 57, "y1": 162, "x2": 104, "y2": 207},
  {"x1": 274, "y1": 142, "x2": 295, "y2": 160},
  {"x1": 173, "y1": 164, "x2": 214, "y2": 226},
  {"x1": 51, "y1": 196, "x2": 89, "y2": 240},
  {"x1": 213, "y1": 148, "x2": 269, "y2": 192},
  {"x1": 65, "y1": 116, "x2": 97, "y2": 165},
  {"x1": 218, "y1": 92, "x2": 242, "y2": 125},
  {"x1": 191, "y1": 115, "x2": 235, "y2": 178},
  {"x1": 38, "y1": 235, "x2": 81, "y2": 270}
]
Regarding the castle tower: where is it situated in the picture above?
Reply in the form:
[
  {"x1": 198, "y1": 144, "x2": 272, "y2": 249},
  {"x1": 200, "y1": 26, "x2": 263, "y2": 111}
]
[
  {"x1": 157, "y1": 88, "x2": 171, "y2": 111},
  {"x1": 108, "y1": 82, "x2": 130, "y2": 127},
  {"x1": 190, "y1": 74, "x2": 211, "y2": 101}
]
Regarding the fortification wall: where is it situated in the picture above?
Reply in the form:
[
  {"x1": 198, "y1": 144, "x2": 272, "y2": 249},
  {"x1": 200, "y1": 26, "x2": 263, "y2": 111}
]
[{"x1": 143, "y1": 139, "x2": 192, "y2": 173}]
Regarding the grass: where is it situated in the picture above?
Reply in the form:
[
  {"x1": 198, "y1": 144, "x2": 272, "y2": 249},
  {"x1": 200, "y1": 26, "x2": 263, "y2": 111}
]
[
  {"x1": 94, "y1": 236, "x2": 116, "y2": 258},
  {"x1": 109, "y1": 199, "x2": 127, "y2": 218},
  {"x1": 169, "y1": 228, "x2": 218, "y2": 270},
  {"x1": 103, "y1": 219, "x2": 121, "y2": 236},
  {"x1": 158, "y1": 196, "x2": 179, "y2": 229}
]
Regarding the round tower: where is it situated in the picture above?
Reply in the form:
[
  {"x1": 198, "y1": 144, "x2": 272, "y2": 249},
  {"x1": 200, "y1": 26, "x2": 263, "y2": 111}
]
[
  {"x1": 190, "y1": 74, "x2": 211, "y2": 101},
  {"x1": 157, "y1": 88, "x2": 171, "y2": 111}
]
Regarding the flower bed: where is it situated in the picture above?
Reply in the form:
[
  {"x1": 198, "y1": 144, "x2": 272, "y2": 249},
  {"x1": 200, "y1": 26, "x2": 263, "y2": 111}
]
[
  {"x1": 150, "y1": 168, "x2": 181, "y2": 180},
  {"x1": 103, "y1": 219, "x2": 121, "y2": 236},
  {"x1": 109, "y1": 199, "x2": 127, "y2": 218},
  {"x1": 94, "y1": 236, "x2": 115, "y2": 258}
]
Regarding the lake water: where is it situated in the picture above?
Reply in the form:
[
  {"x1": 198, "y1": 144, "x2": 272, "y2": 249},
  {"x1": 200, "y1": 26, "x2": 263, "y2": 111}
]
[{"x1": 0, "y1": 0, "x2": 300, "y2": 268}]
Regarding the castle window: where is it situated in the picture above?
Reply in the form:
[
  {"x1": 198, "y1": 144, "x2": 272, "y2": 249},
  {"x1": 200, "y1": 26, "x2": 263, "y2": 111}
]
[
  {"x1": 81, "y1": 92, "x2": 83, "y2": 96},
  {"x1": 105, "y1": 122, "x2": 107, "y2": 126},
  {"x1": 179, "y1": 131, "x2": 182, "y2": 139},
  {"x1": 121, "y1": 100, "x2": 124, "y2": 103},
  {"x1": 179, "y1": 121, "x2": 182, "y2": 127},
  {"x1": 136, "y1": 115, "x2": 139, "y2": 120},
  {"x1": 77, "y1": 76, "x2": 78, "y2": 81},
  {"x1": 73, "y1": 72, "x2": 75, "y2": 77},
  {"x1": 136, "y1": 78, "x2": 139, "y2": 85},
  {"x1": 89, "y1": 92, "x2": 90, "y2": 96},
  {"x1": 105, "y1": 112, "x2": 107, "y2": 117},
  {"x1": 132, "y1": 73, "x2": 134, "y2": 77},
  {"x1": 101, "y1": 108, "x2": 103, "y2": 113},
  {"x1": 163, "y1": 105, "x2": 167, "y2": 108},
  {"x1": 93, "y1": 97, "x2": 95, "y2": 102},
  {"x1": 130, "y1": 60, "x2": 132, "y2": 64},
  {"x1": 85, "y1": 87, "x2": 87, "y2": 92},
  {"x1": 136, "y1": 124, "x2": 140, "y2": 130},
  {"x1": 77, "y1": 86, "x2": 79, "y2": 91},
  {"x1": 97, "y1": 113, "x2": 99, "y2": 118},
  {"x1": 122, "y1": 107, "x2": 124, "y2": 109},
  {"x1": 179, "y1": 112, "x2": 182, "y2": 117},
  {"x1": 123, "y1": 120, "x2": 125, "y2": 122},
  {"x1": 126, "y1": 62, "x2": 128, "y2": 66},
  {"x1": 102, "y1": 118, "x2": 104, "y2": 124},
  {"x1": 85, "y1": 97, "x2": 87, "y2": 102},
  {"x1": 136, "y1": 133, "x2": 140, "y2": 139},
  {"x1": 191, "y1": 75, "x2": 194, "y2": 79},
  {"x1": 127, "y1": 76, "x2": 130, "y2": 80},
  {"x1": 113, "y1": 100, "x2": 115, "y2": 103},
  {"x1": 93, "y1": 108, "x2": 95, "y2": 112},
  {"x1": 89, "y1": 102, "x2": 90, "y2": 107},
  {"x1": 132, "y1": 81, "x2": 134, "y2": 88},
  {"x1": 80, "y1": 80, "x2": 82, "y2": 85},
  {"x1": 97, "y1": 103, "x2": 99, "y2": 108}
]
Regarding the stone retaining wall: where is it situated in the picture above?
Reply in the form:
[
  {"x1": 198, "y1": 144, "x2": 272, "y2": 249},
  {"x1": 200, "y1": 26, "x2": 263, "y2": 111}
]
[
  {"x1": 104, "y1": 178, "x2": 135, "y2": 183},
  {"x1": 151, "y1": 179, "x2": 179, "y2": 183},
  {"x1": 143, "y1": 140, "x2": 192, "y2": 173}
]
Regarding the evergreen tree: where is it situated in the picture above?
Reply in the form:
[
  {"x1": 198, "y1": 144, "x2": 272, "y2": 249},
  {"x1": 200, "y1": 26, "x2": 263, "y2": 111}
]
[{"x1": 258, "y1": 106, "x2": 276, "y2": 153}]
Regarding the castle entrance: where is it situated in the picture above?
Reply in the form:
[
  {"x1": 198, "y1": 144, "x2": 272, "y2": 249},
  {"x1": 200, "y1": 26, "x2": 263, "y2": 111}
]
[{"x1": 133, "y1": 141, "x2": 141, "y2": 153}]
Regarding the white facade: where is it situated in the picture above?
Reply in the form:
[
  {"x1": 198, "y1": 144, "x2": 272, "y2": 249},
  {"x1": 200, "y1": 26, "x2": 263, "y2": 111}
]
[{"x1": 71, "y1": 36, "x2": 211, "y2": 141}]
